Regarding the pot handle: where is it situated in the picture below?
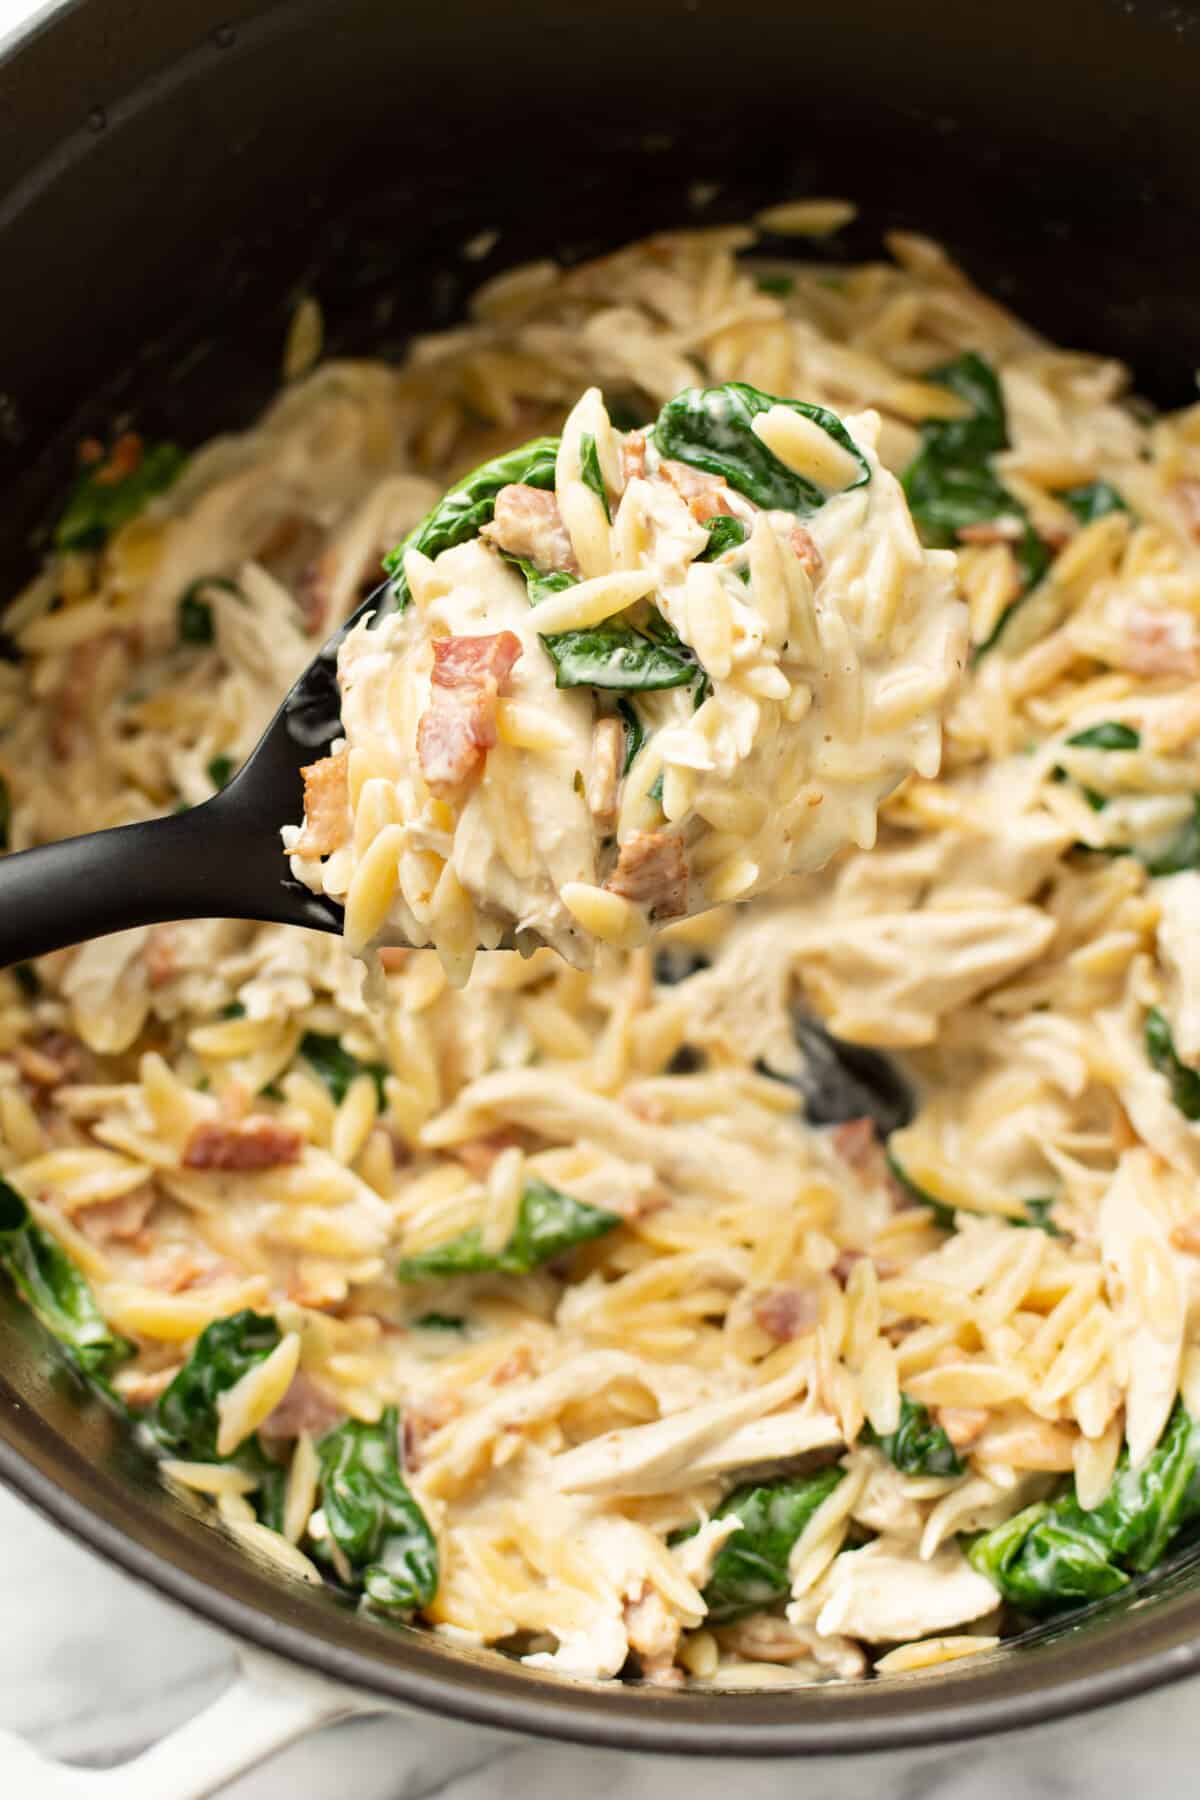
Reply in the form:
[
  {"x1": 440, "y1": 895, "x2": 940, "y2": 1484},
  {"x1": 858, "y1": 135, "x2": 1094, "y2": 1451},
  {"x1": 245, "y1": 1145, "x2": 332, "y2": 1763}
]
[{"x1": 0, "y1": 1645, "x2": 377, "y2": 1798}]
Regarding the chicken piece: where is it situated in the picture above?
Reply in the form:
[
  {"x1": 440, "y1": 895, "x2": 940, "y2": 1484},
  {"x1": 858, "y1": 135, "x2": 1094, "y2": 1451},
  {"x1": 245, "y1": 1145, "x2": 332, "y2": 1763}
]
[
  {"x1": 1115, "y1": 605, "x2": 1200, "y2": 678},
  {"x1": 624, "y1": 1585, "x2": 683, "y2": 1686},
  {"x1": 294, "y1": 750, "x2": 351, "y2": 857},
  {"x1": 586, "y1": 717, "x2": 623, "y2": 827},
  {"x1": 182, "y1": 1116, "x2": 303, "y2": 1171},
  {"x1": 718, "y1": 1613, "x2": 865, "y2": 1678},
  {"x1": 814, "y1": 1539, "x2": 998, "y2": 1644},
  {"x1": 482, "y1": 483, "x2": 577, "y2": 574},
  {"x1": 75, "y1": 1183, "x2": 157, "y2": 1246},
  {"x1": 15, "y1": 1030, "x2": 89, "y2": 1090},
  {"x1": 605, "y1": 830, "x2": 688, "y2": 920},
  {"x1": 416, "y1": 630, "x2": 523, "y2": 797}
]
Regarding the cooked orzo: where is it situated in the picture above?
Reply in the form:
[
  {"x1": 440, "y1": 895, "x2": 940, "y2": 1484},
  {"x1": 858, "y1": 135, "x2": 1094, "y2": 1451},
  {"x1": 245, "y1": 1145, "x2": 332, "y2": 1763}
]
[{"x1": 4, "y1": 213, "x2": 1200, "y2": 1686}]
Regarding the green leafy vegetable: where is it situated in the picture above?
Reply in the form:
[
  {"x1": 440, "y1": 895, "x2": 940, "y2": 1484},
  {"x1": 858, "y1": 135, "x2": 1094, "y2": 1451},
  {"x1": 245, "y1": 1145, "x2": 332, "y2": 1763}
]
[
  {"x1": 0, "y1": 1177, "x2": 132, "y2": 1378},
  {"x1": 315, "y1": 1408, "x2": 438, "y2": 1613},
  {"x1": 885, "y1": 1149, "x2": 956, "y2": 1231},
  {"x1": 1017, "y1": 1196, "x2": 1064, "y2": 1237},
  {"x1": 902, "y1": 352, "x2": 1049, "y2": 656},
  {"x1": 1143, "y1": 799, "x2": 1200, "y2": 877},
  {"x1": 0, "y1": 773, "x2": 9, "y2": 851},
  {"x1": 1145, "y1": 1007, "x2": 1200, "y2": 1120},
  {"x1": 617, "y1": 698, "x2": 645, "y2": 774},
  {"x1": 540, "y1": 622, "x2": 698, "y2": 692},
  {"x1": 152, "y1": 1310, "x2": 281, "y2": 1459},
  {"x1": 865, "y1": 1394, "x2": 963, "y2": 1476},
  {"x1": 396, "y1": 1177, "x2": 619, "y2": 1281},
  {"x1": 697, "y1": 514, "x2": 749, "y2": 563},
  {"x1": 754, "y1": 273, "x2": 795, "y2": 297},
  {"x1": 300, "y1": 1032, "x2": 389, "y2": 1109},
  {"x1": 177, "y1": 578, "x2": 239, "y2": 647},
  {"x1": 383, "y1": 437, "x2": 560, "y2": 609},
  {"x1": 505, "y1": 555, "x2": 579, "y2": 607},
  {"x1": 55, "y1": 441, "x2": 186, "y2": 552},
  {"x1": 968, "y1": 1401, "x2": 1200, "y2": 1611},
  {"x1": 579, "y1": 432, "x2": 612, "y2": 523},
  {"x1": 648, "y1": 771, "x2": 665, "y2": 806},
  {"x1": 207, "y1": 754, "x2": 235, "y2": 790},
  {"x1": 653, "y1": 382, "x2": 870, "y2": 514},
  {"x1": 413, "y1": 1312, "x2": 468, "y2": 1333},
  {"x1": 1066, "y1": 721, "x2": 1140, "y2": 751},
  {"x1": 1059, "y1": 480, "x2": 1129, "y2": 524},
  {"x1": 673, "y1": 1470, "x2": 844, "y2": 1622}
]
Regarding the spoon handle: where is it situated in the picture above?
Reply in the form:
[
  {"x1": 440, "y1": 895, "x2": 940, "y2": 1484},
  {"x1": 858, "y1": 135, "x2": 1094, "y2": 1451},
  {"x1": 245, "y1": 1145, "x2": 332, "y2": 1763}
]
[{"x1": 0, "y1": 801, "x2": 340, "y2": 966}]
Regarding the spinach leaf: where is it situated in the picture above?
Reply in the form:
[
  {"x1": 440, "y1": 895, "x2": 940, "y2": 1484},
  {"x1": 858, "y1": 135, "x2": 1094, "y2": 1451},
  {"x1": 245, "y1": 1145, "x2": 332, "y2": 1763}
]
[
  {"x1": 0, "y1": 773, "x2": 9, "y2": 851},
  {"x1": 207, "y1": 754, "x2": 235, "y2": 790},
  {"x1": 968, "y1": 1402, "x2": 1200, "y2": 1611},
  {"x1": 396, "y1": 1176, "x2": 619, "y2": 1281},
  {"x1": 152, "y1": 1310, "x2": 281, "y2": 1460},
  {"x1": 1143, "y1": 799, "x2": 1200, "y2": 877},
  {"x1": 383, "y1": 437, "x2": 560, "y2": 609},
  {"x1": 673, "y1": 1469, "x2": 844, "y2": 1623},
  {"x1": 754, "y1": 273, "x2": 795, "y2": 297},
  {"x1": 1066, "y1": 721, "x2": 1140, "y2": 751},
  {"x1": 653, "y1": 382, "x2": 870, "y2": 514},
  {"x1": 1059, "y1": 480, "x2": 1129, "y2": 524},
  {"x1": 902, "y1": 352, "x2": 1049, "y2": 656},
  {"x1": 865, "y1": 1394, "x2": 963, "y2": 1476},
  {"x1": 177, "y1": 577, "x2": 239, "y2": 647},
  {"x1": 885, "y1": 1149, "x2": 956, "y2": 1231},
  {"x1": 413, "y1": 1312, "x2": 468, "y2": 1333},
  {"x1": 579, "y1": 433, "x2": 612, "y2": 523},
  {"x1": 1017, "y1": 1196, "x2": 1064, "y2": 1237},
  {"x1": 617, "y1": 698, "x2": 645, "y2": 775},
  {"x1": 540, "y1": 622, "x2": 698, "y2": 691},
  {"x1": 505, "y1": 555, "x2": 578, "y2": 607},
  {"x1": 0, "y1": 1177, "x2": 132, "y2": 1378},
  {"x1": 697, "y1": 514, "x2": 749, "y2": 562},
  {"x1": 315, "y1": 1409, "x2": 438, "y2": 1613},
  {"x1": 55, "y1": 441, "x2": 186, "y2": 552},
  {"x1": 648, "y1": 771, "x2": 665, "y2": 807},
  {"x1": 300, "y1": 1032, "x2": 389, "y2": 1109},
  {"x1": 1145, "y1": 1007, "x2": 1200, "y2": 1120}
]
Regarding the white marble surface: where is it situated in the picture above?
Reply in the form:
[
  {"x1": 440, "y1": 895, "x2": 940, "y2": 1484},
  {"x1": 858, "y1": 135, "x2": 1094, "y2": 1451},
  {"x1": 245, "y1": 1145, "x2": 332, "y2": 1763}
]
[{"x1": 0, "y1": 1482, "x2": 1198, "y2": 1798}]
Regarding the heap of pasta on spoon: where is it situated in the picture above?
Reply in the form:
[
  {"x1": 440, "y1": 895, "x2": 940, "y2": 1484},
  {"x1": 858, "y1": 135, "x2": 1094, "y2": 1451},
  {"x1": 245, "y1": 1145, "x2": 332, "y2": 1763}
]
[{"x1": 285, "y1": 382, "x2": 966, "y2": 982}]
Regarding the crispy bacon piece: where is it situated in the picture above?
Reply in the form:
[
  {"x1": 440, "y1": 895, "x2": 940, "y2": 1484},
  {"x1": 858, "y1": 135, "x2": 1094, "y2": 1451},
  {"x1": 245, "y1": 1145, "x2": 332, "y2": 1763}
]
[
  {"x1": 789, "y1": 523, "x2": 824, "y2": 581},
  {"x1": 260, "y1": 1371, "x2": 344, "y2": 1443},
  {"x1": 830, "y1": 1117, "x2": 877, "y2": 1170},
  {"x1": 482, "y1": 483, "x2": 578, "y2": 574},
  {"x1": 15, "y1": 1030, "x2": 88, "y2": 1090},
  {"x1": 1116, "y1": 605, "x2": 1200, "y2": 678},
  {"x1": 586, "y1": 717, "x2": 623, "y2": 827},
  {"x1": 604, "y1": 830, "x2": 688, "y2": 920},
  {"x1": 621, "y1": 430, "x2": 648, "y2": 485},
  {"x1": 753, "y1": 1284, "x2": 819, "y2": 1341},
  {"x1": 294, "y1": 749, "x2": 351, "y2": 857},
  {"x1": 659, "y1": 457, "x2": 743, "y2": 527},
  {"x1": 1171, "y1": 476, "x2": 1200, "y2": 542},
  {"x1": 145, "y1": 926, "x2": 179, "y2": 989},
  {"x1": 182, "y1": 1116, "x2": 302, "y2": 1171},
  {"x1": 93, "y1": 431, "x2": 144, "y2": 486},
  {"x1": 417, "y1": 630, "x2": 522, "y2": 797}
]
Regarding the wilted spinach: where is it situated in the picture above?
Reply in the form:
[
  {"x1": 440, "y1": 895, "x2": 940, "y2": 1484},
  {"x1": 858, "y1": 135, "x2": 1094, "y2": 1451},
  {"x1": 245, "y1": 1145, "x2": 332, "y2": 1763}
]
[
  {"x1": 1145, "y1": 1007, "x2": 1200, "y2": 1120},
  {"x1": 383, "y1": 437, "x2": 560, "y2": 609},
  {"x1": 579, "y1": 432, "x2": 611, "y2": 522},
  {"x1": 314, "y1": 1409, "x2": 438, "y2": 1614},
  {"x1": 865, "y1": 1394, "x2": 963, "y2": 1476},
  {"x1": 653, "y1": 382, "x2": 870, "y2": 514},
  {"x1": 902, "y1": 352, "x2": 1049, "y2": 656},
  {"x1": 505, "y1": 555, "x2": 578, "y2": 607},
  {"x1": 968, "y1": 1401, "x2": 1200, "y2": 1611},
  {"x1": 1017, "y1": 1196, "x2": 1064, "y2": 1237},
  {"x1": 0, "y1": 1177, "x2": 132, "y2": 1379},
  {"x1": 617, "y1": 698, "x2": 646, "y2": 774},
  {"x1": 1059, "y1": 480, "x2": 1129, "y2": 524},
  {"x1": 1066, "y1": 721, "x2": 1140, "y2": 752},
  {"x1": 698, "y1": 514, "x2": 749, "y2": 562},
  {"x1": 396, "y1": 1177, "x2": 619, "y2": 1281},
  {"x1": 177, "y1": 576, "x2": 240, "y2": 647},
  {"x1": 299, "y1": 1032, "x2": 389, "y2": 1109},
  {"x1": 55, "y1": 441, "x2": 186, "y2": 552},
  {"x1": 1142, "y1": 799, "x2": 1200, "y2": 877},
  {"x1": 673, "y1": 1469, "x2": 844, "y2": 1622},
  {"x1": 207, "y1": 754, "x2": 235, "y2": 790},
  {"x1": 884, "y1": 1149, "x2": 956, "y2": 1231},
  {"x1": 151, "y1": 1309, "x2": 281, "y2": 1460},
  {"x1": 540, "y1": 622, "x2": 698, "y2": 691}
]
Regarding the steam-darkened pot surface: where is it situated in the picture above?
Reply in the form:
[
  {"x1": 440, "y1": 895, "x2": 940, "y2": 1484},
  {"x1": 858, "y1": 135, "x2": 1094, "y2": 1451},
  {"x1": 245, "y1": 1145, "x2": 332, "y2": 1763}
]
[{"x1": 2, "y1": 0, "x2": 1200, "y2": 1753}]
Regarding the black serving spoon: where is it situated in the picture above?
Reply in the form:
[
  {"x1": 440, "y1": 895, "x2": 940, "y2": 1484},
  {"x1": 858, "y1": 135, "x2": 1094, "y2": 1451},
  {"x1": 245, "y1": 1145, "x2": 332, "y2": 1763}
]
[{"x1": 0, "y1": 582, "x2": 390, "y2": 967}]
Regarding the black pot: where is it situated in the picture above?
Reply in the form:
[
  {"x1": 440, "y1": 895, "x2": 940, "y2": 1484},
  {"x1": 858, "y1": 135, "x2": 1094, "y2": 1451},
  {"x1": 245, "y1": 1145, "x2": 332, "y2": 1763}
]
[{"x1": 2, "y1": 0, "x2": 1200, "y2": 1756}]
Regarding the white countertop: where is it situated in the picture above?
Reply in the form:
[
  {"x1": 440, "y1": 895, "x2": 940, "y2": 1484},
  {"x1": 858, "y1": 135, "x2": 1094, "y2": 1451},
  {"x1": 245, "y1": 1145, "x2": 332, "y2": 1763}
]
[{"x1": 0, "y1": 1483, "x2": 1198, "y2": 1798}]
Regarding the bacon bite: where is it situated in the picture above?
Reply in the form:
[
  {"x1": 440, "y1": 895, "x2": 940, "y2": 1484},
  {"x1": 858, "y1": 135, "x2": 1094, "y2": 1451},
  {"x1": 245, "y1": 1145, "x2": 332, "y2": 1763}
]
[{"x1": 416, "y1": 630, "x2": 523, "y2": 797}]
